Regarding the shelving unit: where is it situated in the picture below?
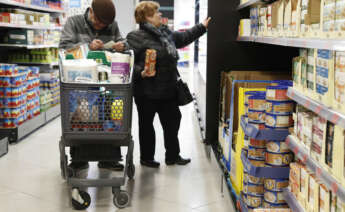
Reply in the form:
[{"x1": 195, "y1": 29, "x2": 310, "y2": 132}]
[
  {"x1": 0, "y1": 0, "x2": 63, "y2": 144},
  {"x1": 285, "y1": 135, "x2": 345, "y2": 202},
  {"x1": 0, "y1": 104, "x2": 60, "y2": 143},
  {"x1": 0, "y1": 0, "x2": 66, "y2": 13},
  {"x1": 0, "y1": 44, "x2": 59, "y2": 49},
  {"x1": 287, "y1": 87, "x2": 345, "y2": 129},
  {"x1": 237, "y1": 36, "x2": 345, "y2": 51},
  {"x1": 282, "y1": 188, "x2": 305, "y2": 212}
]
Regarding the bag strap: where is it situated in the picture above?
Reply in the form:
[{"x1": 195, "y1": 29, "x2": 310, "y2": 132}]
[{"x1": 175, "y1": 68, "x2": 181, "y2": 80}]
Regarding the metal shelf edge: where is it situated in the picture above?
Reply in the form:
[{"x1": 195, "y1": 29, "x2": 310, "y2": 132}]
[
  {"x1": 286, "y1": 135, "x2": 345, "y2": 203},
  {"x1": 0, "y1": 0, "x2": 66, "y2": 13},
  {"x1": 282, "y1": 188, "x2": 305, "y2": 212},
  {"x1": 287, "y1": 87, "x2": 345, "y2": 129}
]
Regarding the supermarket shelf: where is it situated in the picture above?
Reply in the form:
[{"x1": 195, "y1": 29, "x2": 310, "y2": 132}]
[
  {"x1": 14, "y1": 61, "x2": 59, "y2": 66},
  {"x1": 237, "y1": 0, "x2": 272, "y2": 10},
  {"x1": 282, "y1": 188, "x2": 305, "y2": 212},
  {"x1": 241, "y1": 149, "x2": 290, "y2": 178},
  {"x1": 0, "y1": 0, "x2": 66, "y2": 13},
  {"x1": 0, "y1": 44, "x2": 58, "y2": 49},
  {"x1": 0, "y1": 22, "x2": 62, "y2": 30},
  {"x1": 0, "y1": 104, "x2": 60, "y2": 143},
  {"x1": 237, "y1": 36, "x2": 345, "y2": 51},
  {"x1": 287, "y1": 87, "x2": 345, "y2": 129},
  {"x1": 240, "y1": 115, "x2": 289, "y2": 141},
  {"x1": 286, "y1": 135, "x2": 345, "y2": 203}
]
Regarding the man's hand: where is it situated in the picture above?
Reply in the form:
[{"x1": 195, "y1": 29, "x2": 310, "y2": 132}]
[
  {"x1": 112, "y1": 41, "x2": 125, "y2": 52},
  {"x1": 202, "y1": 17, "x2": 211, "y2": 29},
  {"x1": 89, "y1": 39, "x2": 104, "y2": 50},
  {"x1": 141, "y1": 66, "x2": 156, "y2": 78}
]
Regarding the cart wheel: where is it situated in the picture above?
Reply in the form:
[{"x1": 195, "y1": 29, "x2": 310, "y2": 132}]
[
  {"x1": 67, "y1": 167, "x2": 75, "y2": 178},
  {"x1": 113, "y1": 191, "x2": 130, "y2": 209},
  {"x1": 71, "y1": 189, "x2": 91, "y2": 210},
  {"x1": 127, "y1": 164, "x2": 135, "y2": 179}
]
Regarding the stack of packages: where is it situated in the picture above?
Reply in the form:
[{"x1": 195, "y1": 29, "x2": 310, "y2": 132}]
[
  {"x1": 242, "y1": 81, "x2": 295, "y2": 210},
  {"x1": 39, "y1": 69, "x2": 60, "y2": 111},
  {"x1": 24, "y1": 66, "x2": 40, "y2": 120},
  {"x1": 0, "y1": 64, "x2": 27, "y2": 128},
  {"x1": 0, "y1": 65, "x2": 40, "y2": 128}
]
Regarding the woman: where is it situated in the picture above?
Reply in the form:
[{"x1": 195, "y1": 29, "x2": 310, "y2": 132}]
[{"x1": 127, "y1": 1, "x2": 211, "y2": 168}]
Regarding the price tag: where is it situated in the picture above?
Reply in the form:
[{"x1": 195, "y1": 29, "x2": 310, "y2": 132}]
[
  {"x1": 302, "y1": 154, "x2": 308, "y2": 164},
  {"x1": 293, "y1": 146, "x2": 299, "y2": 155},
  {"x1": 331, "y1": 114, "x2": 340, "y2": 124},
  {"x1": 304, "y1": 100, "x2": 311, "y2": 108},
  {"x1": 331, "y1": 182, "x2": 339, "y2": 194},
  {"x1": 316, "y1": 167, "x2": 322, "y2": 179},
  {"x1": 315, "y1": 105, "x2": 322, "y2": 114}
]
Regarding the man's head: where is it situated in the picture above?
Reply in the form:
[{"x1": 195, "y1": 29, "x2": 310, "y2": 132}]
[{"x1": 89, "y1": 0, "x2": 116, "y2": 30}]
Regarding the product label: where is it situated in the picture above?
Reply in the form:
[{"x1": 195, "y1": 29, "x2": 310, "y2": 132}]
[{"x1": 111, "y1": 62, "x2": 130, "y2": 75}]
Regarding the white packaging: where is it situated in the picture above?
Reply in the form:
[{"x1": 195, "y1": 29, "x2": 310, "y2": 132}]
[
  {"x1": 62, "y1": 59, "x2": 98, "y2": 83},
  {"x1": 108, "y1": 52, "x2": 131, "y2": 84}
]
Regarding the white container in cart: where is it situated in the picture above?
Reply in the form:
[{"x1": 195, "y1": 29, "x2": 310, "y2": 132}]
[
  {"x1": 62, "y1": 59, "x2": 98, "y2": 83},
  {"x1": 110, "y1": 52, "x2": 131, "y2": 84}
]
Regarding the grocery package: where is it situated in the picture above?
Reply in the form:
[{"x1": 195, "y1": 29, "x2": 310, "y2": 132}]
[
  {"x1": 145, "y1": 49, "x2": 157, "y2": 75},
  {"x1": 62, "y1": 59, "x2": 97, "y2": 83},
  {"x1": 110, "y1": 52, "x2": 131, "y2": 83}
]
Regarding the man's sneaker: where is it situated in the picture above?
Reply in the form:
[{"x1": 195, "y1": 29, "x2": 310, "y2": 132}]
[
  {"x1": 98, "y1": 161, "x2": 124, "y2": 171},
  {"x1": 166, "y1": 156, "x2": 191, "y2": 166},
  {"x1": 68, "y1": 162, "x2": 89, "y2": 170},
  {"x1": 140, "y1": 159, "x2": 160, "y2": 168}
]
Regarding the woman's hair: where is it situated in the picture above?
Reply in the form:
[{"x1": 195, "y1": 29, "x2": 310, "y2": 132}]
[{"x1": 134, "y1": 1, "x2": 160, "y2": 24}]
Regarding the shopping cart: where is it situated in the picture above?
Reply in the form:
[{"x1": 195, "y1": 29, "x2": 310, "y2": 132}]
[{"x1": 58, "y1": 50, "x2": 135, "y2": 210}]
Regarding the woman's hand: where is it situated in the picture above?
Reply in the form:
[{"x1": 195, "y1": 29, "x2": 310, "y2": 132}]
[
  {"x1": 141, "y1": 66, "x2": 156, "y2": 78},
  {"x1": 112, "y1": 41, "x2": 125, "y2": 52},
  {"x1": 202, "y1": 17, "x2": 211, "y2": 29}
]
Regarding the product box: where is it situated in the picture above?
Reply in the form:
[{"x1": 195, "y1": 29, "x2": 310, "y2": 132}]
[
  {"x1": 335, "y1": 0, "x2": 345, "y2": 37},
  {"x1": 306, "y1": 0, "x2": 322, "y2": 37},
  {"x1": 299, "y1": 166, "x2": 310, "y2": 209},
  {"x1": 322, "y1": 0, "x2": 336, "y2": 38},
  {"x1": 319, "y1": 184, "x2": 331, "y2": 212},
  {"x1": 2, "y1": 29, "x2": 33, "y2": 45},
  {"x1": 308, "y1": 175, "x2": 319, "y2": 212},
  {"x1": 290, "y1": 0, "x2": 301, "y2": 36},
  {"x1": 332, "y1": 125, "x2": 345, "y2": 184},
  {"x1": 315, "y1": 49, "x2": 335, "y2": 107},
  {"x1": 324, "y1": 122, "x2": 335, "y2": 173},
  {"x1": 334, "y1": 51, "x2": 345, "y2": 114},
  {"x1": 290, "y1": 162, "x2": 302, "y2": 196},
  {"x1": 306, "y1": 49, "x2": 316, "y2": 93},
  {"x1": 284, "y1": 0, "x2": 293, "y2": 32},
  {"x1": 311, "y1": 116, "x2": 327, "y2": 162}
]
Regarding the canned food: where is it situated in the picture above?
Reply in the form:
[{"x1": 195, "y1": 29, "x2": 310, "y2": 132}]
[
  {"x1": 249, "y1": 158, "x2": 265, "y2": 167},
  {"x1": 262, "y1": 200, "x2": 289, "y2": 208},
  {"x1": 265, "y1": 152, "x2": 293, "y2": 167},
  {"x1": 266, "y1": 141, "x2": 290, "y2": 153},
  {"x1": 248, "y1": 182, "x2": 264, "y2": 195},
  {"x1": 249, "y1": 139, "x2": 266, "y2": 148},
  {"x1": 247, "y1": 193, "x2": 263, "y2": 208},
  {"x1": 264, "y1": 190, "x2": 286, "y2": 204},
  {"x1": 244, "y1": 171, "x2": 249, "y2": 184},
  {"x1": 243, "y1": 182, "x2": 248, "y2": 194},
  {"x1": 266, "y1": 86, "x2": 289, "y2": 101},
  {"x1": 248, "y1": 109, "x2": 266, "y2": 123},
  {"x1": 248, "y1": 146, "x2": 266, "y2": 160},
  {"x1": 245, "y1": 91, "x2": 266, "y2": 105},
  {"x1": 265, "y1": 113, "x2": 293, "y2": 128},
  {"x1": 249, "y1": 94, "x2": 266, "y2": 111},
  {"x1": 248, "y1": 175, "x2": 264, "y2": 184},
  {"x1": 266, "y1": 100, "x2": 294, "y2": 114},
  {"x1": 264, "y1": 178, "x2": 289, "y2": 191},
  {"x1": 249, "y1": 122, "x2": 265, "y2": 130}
]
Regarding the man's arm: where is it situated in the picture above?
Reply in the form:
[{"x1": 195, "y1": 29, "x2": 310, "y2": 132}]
[
  {"x1": 113, "y1": 21, "x2": 129, "y2": 51},
  {"x1": 59, "y1": 17, "x2": 86, "y2": 49}
]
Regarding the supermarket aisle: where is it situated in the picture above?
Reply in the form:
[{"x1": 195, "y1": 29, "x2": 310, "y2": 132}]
[{"x1": 0, "y1": 80, "x2": 235, "y2": 211}]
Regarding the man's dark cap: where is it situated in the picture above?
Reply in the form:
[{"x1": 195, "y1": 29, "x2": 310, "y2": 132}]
[{"x1": 92, "y1": 0, "x2": 116, "y2": 25}]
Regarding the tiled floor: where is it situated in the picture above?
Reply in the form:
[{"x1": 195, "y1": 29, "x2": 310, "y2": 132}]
[{"x1": 0, "y1": 70, "x2": 235, "y2": 211}]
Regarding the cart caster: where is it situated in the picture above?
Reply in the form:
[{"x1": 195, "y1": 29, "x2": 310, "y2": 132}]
[
  {"x1": 127, "y1": 164, "x2": 135, "y2": 179},
  {"x1": 71, "y1": 188, "x2": 91, "y2": 210},
  {"x1": 113, "y1": 191, "x2": 130, "y2": 209},
  {"x1": 67, "y1": 167, "x2": 75, "y2": 178}
]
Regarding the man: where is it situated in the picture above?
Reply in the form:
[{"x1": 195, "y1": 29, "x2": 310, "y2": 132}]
[{"x1": 59, "y1": 0, "x2": 126, "y2": 171}]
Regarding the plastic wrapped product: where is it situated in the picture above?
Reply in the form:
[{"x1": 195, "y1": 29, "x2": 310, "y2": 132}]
[
  {"x1": 248, "y1": 182, "x2": 264, "y2": 195},
  {"x1": 264, "y1": 189, "x2": 286, "y2": 204},
  {"x1": 265, "y1": 113, "x2": 293, "y2": 128},
  {"x1": 248, "y1": 109, "x2": 266, "y2": 123},
  {"x1": 266, "y1": 100, "x2": 294, "y2": 114},
  {"x1": 266, "y1": 141, "x2": 290, "y2": 153},
  {"x1": 264, "y1": 178, "x2": 289, "y2": 191},
  {"x1": 248, "y1": 145, "x2": 266, "y2": 160},
  {"x1": 265, "y1": 152, "x2": 293, "y2": 167},
  {"x1": 266, "y1": 86, "x2": 289, "y2": 101},
  {"x1": 247, "y1": 193, "x2": 263, "y2": 208}
]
